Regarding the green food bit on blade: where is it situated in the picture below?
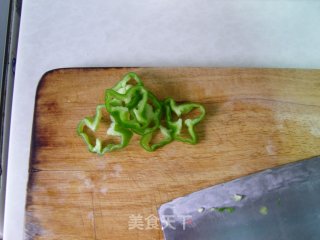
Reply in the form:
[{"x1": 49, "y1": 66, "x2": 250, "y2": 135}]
[
  {"x1": 198, "y1": 207, "x2": 205, "y2": 213},
  {"x1": 260, "y1": 206, "x2": 268, "y2": 215},
  {"x1": 233, "y1": 194, "x2": 244, "y2": 202},
  {"x1": 211, "y1": 207, "x2": 235, "y2": 213},
  {"x1": 225, "y1": 207, "x2": 235, "y2": 213},
  {"x1": 77, "y1": 72, "x2": 206, "y2": 155}
]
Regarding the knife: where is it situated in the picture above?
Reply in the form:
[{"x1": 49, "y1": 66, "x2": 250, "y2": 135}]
[{"x1": 158, "y1": 156, "x2": 320, "y2": 240}]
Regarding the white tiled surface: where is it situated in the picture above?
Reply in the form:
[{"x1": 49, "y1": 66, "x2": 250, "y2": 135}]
[{"x1": 4, "y1": 0, "x2": 320, "y2": 239}]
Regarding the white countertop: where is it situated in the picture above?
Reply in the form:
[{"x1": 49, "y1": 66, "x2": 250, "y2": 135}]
[{"x1": 4, "y1": 0, "x2": 320, "y2": 239}]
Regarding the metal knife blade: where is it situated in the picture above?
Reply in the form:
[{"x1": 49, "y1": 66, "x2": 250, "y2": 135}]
[{"x1": 158, "y1": 156, "x2": 320, "y2": 240}]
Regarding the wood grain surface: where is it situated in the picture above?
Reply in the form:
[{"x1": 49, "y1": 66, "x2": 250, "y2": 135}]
[{"x1": 25, "y1": 68, "x2": 320, "y2": 240}]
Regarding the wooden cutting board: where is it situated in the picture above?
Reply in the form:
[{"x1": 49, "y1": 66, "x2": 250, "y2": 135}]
[{"x1": 25, "y1": 68, "x2": 320, "y2": 240}]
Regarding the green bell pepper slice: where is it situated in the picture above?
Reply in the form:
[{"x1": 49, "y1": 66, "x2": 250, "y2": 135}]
[
  {"x1": 140, "y1": 125, "x2": 173, "y2": 152},
  {"x1": 164, "y1": 98, "x2": 205, "y2": 144},
  {"x1": 105, "y1": 86, "x2": 162, "y2": 135},
  {"x1": 108, "y1": 72, "x2": 144, "y2": 107},
  {"x1": 112, "y1": 72, "x2": 144, "y2": 92},
  {"x1": 77, "y1": 72, "x2": 207, "y2": 155},
  {"x1": 77, "y1": 104, "x2": 133, "y2": 155},
  {"x1": 131, "y1": 91, "x2": 162, "y2": 135}
]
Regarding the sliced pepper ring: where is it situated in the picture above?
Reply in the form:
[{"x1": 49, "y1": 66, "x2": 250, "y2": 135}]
[
  {"x1": 77, "y1": 72, "x2": 206, "y2": 154},
  {"x1": 140, "y1": 125, "x2": 173, "y2": 152},
  {"x1": 164, "y1": 98, "x2": 205, "y2": 144},
  {"x1": 105, "y1": 86, "x2": 162, "y2": 135},
  {"x1": 111, "y1": 72, "x2": 144, "y2": 92},
  {"x1": 105, "y1": 86, "x2": 148, "y2": 128},
  {"x1": 130, "y1": 91, "x2": 162, "y2": 136},
  {"x1": 77, "y1": 104, "x2": 133, "y2": 155},
  {"x1": 108, "y1": 72, "x2": 144, "y2": 107}
]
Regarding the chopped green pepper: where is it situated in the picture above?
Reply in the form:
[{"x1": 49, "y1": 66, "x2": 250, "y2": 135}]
[
  {"x1": 77, "y1": 72, "x2": 206, "y2": 155},
  {"x1": 132, "y1": 91, "x2": 162, "y2": 136},
  {"x1": 106, "y1": 72, "x2": 144, "y2": 109},
  {"x1": 105, "y1": 86, "x2": 148, "y2": 127},
  {"x1": 77, "y1": 104, "x2": 133, "y2": 155},
  {"x1": 210, "y1": 207, "x2": 235, "y2": 213},
  {"x1": 111, "y1": 72, "x2": 144, "y2": 92},
  {"x1": 164, "y1": 98, "x2": 205, "y2": 144},
  {"x1": 140, "y1": 125, "x2": 173, "y2": 152},
  {"x1": 105, "y1": 86, "x2": 162, "y2": 135},
  {"x1": 233, "y1": 194, "x2": 245, "y2": 202},
  {"x1": 259, "y1": 206, "x2": 268, "y2": 215}
]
